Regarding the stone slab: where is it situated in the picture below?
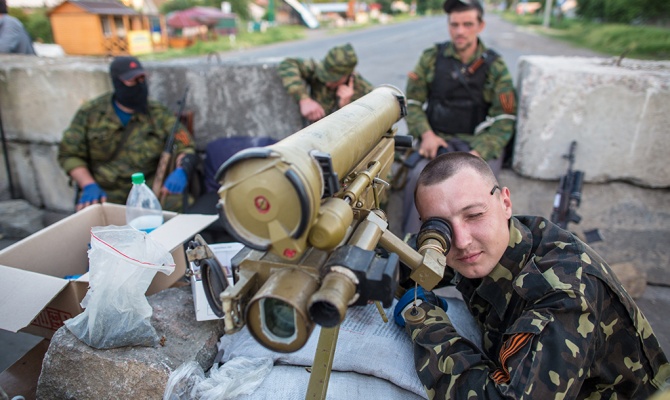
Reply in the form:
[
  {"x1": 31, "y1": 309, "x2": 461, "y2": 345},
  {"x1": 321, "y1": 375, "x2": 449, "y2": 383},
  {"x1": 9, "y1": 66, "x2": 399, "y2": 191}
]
[
  {"x1": 36, "y1": 286, "x2": 224, "y2": 400},
  {"x1": 514, "y1": 56, "x2": 670, "y2": 187}
]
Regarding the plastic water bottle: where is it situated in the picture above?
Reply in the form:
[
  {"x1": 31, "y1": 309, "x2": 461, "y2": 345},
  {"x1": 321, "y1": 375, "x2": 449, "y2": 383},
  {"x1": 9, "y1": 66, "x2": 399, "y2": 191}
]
[{"x1": 126, "y1": 172, "x2": 164, "y2": 233}]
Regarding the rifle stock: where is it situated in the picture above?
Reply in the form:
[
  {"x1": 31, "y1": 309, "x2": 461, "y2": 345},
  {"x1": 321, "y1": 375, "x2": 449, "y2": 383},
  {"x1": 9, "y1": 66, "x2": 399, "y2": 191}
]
[{"x1": 152, "y1": 87, "x2": 189, "y2": 196}]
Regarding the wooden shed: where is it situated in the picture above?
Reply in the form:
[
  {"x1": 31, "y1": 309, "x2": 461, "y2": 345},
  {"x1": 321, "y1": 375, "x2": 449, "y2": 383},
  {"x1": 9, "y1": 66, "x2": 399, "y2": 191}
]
[{"x1": 48, "y1": 0, "x2": 168, "y2": 56}]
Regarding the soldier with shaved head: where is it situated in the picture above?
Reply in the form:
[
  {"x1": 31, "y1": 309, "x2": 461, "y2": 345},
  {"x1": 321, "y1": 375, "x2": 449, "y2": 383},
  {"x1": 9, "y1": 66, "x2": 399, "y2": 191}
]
[{"x1": 395, "y1": 152, "x2": 669, "y2": 398}]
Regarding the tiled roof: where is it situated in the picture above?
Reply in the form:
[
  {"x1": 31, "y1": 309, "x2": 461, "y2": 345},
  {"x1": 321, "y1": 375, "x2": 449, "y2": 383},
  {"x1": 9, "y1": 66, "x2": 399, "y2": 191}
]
[{"x1": 71, "y1": 0, "x2": 138, "y2": 15}]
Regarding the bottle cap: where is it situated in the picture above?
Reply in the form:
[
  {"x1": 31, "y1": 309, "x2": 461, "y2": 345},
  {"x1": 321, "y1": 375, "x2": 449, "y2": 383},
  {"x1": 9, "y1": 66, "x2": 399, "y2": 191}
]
[{"x1": 131, "y1": 172, "x2": 146, "y2": 185}]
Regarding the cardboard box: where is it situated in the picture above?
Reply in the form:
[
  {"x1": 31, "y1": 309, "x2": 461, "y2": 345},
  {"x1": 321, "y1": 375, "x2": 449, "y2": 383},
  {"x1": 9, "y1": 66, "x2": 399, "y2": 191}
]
[
  {"x1": 0, "y1": 203, "x2": 217, "y2": 339},
  {"x1": 190, "y1": 242, "x2": 244, "y2": 321}
]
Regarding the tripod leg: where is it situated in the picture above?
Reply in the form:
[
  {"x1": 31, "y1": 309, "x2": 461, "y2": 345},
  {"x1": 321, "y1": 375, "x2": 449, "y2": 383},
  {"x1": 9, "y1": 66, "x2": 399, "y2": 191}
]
[{"x1": 305, "y1": 326, "x2": 340, "y2": 400}]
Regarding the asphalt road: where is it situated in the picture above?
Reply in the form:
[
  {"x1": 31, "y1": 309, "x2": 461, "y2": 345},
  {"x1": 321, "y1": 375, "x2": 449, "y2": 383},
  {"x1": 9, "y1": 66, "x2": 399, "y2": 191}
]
[
  {"x1": 211, "y1": 12, "x2": 605, "y2": 137},
  {"x1": 212, "y1": 13, "x2": 605, "y2": 89}
]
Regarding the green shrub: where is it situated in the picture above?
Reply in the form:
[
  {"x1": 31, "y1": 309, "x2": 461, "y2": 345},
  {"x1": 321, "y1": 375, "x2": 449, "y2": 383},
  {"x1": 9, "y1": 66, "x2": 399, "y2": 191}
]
[
  {"x1": 576, "y1": 0, "x2": 670, "y2": 24},
  {"x1": 25, "y1": 9, "x2": 53, "y2": 43}
]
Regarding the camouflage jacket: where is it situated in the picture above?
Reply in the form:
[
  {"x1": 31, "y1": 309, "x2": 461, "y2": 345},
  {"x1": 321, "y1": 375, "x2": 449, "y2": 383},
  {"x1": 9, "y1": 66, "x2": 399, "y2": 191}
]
[
  {"x1": 406, "y1": 216, "x2": 670, "y2": 399},
  {"x1": 405, "y1": 41, "x2": 516, "y2": 161},
  {"x1": 277, "y1": 58, "x2": 374, "y2": 115},
  {"x1": 58, "y1": 92, "x2": 195, "y2": 208}
]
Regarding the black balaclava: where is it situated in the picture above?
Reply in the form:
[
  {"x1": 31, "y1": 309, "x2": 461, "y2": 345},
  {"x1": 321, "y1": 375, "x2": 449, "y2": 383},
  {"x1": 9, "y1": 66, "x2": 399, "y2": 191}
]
[
  {"x1": 110, "y1": 56, "x2": 149, "y2": 114},
  {"x1": 112, "y1": 76, "x2": 148, "y2": 114}
]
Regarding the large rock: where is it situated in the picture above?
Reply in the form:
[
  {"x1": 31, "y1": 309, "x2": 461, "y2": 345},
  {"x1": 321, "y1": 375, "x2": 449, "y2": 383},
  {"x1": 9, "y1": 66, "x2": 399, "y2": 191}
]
[
  {"x1": 36, "y1": 286, "x2": 224, "y2": 399},
  {"x1": 514, "y1": 56, "x2": 670, "y2": 187}
]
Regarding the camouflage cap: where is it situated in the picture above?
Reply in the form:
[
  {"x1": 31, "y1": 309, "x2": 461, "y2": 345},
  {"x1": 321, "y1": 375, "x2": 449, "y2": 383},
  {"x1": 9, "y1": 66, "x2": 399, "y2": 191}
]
[{"x1": 316, "y1": 43, "x2": 358, "y2": 83}]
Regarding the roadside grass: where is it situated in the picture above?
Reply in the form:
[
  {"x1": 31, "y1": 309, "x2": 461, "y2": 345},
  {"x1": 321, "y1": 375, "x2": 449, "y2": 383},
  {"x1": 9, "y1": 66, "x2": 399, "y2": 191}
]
[
  {"x1": 140, "y1": 24, "x2": 308, "y2": 61},
  {"x1": 501, "y1": 12, "x2": 670, "y2": 60},
  {"x1": 140, "y1": 14, "x2": 421, "y2": 61}
]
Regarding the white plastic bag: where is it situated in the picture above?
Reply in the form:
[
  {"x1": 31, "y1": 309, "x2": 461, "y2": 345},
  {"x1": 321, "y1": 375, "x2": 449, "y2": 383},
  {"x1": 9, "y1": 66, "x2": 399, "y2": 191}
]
[
  {"x1": 65, "y1": 225, "x2": 175, "y2": 349},
  {"x1": 163, "y1": 357, "x2": 273, "y2": 400},
  {"x1": 163, "y1": 361, "x2": 205, "y2": 400}
]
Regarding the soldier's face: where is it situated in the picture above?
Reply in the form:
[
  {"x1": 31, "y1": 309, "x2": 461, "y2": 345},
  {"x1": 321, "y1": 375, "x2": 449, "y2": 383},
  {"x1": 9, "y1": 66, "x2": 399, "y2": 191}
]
[
  {"x1": 447, "y1": 9, "x2": 485, "y2": 54},
  {"x1": 416, "y1": 167, "x2": 512, "y2": 279},
  {"x1": 326, "y1": 74, "x2": 349, "y2": 89}
]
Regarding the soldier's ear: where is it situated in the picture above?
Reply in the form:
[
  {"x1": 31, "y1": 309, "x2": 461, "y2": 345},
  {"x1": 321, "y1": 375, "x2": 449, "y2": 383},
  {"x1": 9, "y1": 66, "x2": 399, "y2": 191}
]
[{"x1": 501, "y1": 186, "x2": 512, "y2": 218}]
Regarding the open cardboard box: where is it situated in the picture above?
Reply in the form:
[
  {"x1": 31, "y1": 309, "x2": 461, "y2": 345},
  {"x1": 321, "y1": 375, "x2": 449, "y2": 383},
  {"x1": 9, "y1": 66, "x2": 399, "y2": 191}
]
[{"x1": 0, "y1": 203, "x2": 217, "y2": 339}]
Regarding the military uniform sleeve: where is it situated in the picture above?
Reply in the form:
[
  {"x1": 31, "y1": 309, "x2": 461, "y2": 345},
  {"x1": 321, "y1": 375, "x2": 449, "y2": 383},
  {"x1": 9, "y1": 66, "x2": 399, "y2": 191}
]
[
  {"x1": 278, "y1": 58, "x2": 316, "y2": 102},
  {"x1": 407, "y1": 290, "x2": 600, "y2": 398},
  {"x1": 58, "y1": 106, "x2": 93, "y2": 174},
  {"x1": 405, "y1": 48, "x2": 436, "y2": 139},
  {"x1": 469, "y1": 57, "x2": 517, "y2": 160},
  {"x1": 352, "y1": 72, "x2": 373, "y2": 101}
]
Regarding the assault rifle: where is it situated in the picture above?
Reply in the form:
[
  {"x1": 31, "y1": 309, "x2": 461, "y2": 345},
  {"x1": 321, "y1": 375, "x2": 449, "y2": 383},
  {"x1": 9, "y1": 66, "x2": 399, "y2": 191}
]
[
  {"x1": 550, "y1": 141, "x2": 584, "y2": 230},
  {"x1": 186, "y1": 86, "x2": 453, "y2": 399},
  {"x1": 152, "y1": 86, "x2": 189, "y2": 197}
]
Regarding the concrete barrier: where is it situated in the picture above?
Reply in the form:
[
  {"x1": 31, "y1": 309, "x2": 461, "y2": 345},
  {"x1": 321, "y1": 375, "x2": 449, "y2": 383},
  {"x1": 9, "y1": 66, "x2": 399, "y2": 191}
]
[{"x1": 514, "y1": 56, "x2": 670, "y2": 188}]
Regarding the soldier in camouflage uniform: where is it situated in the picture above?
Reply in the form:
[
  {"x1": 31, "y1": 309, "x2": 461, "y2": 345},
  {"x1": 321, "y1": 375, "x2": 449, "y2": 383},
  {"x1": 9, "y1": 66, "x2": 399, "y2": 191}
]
[
  {"x1": 395, "y1": 152, "x2": 670, "y2": 399},
  {"x1": 58, "y1": 56, "x2": 197, "y2": 212},
  {"x1": 401, "y1": 0, "x2": 517, "y2": 236},
  {"x1": 277, "y1": 43, "x2": 374, "y2": 123}
]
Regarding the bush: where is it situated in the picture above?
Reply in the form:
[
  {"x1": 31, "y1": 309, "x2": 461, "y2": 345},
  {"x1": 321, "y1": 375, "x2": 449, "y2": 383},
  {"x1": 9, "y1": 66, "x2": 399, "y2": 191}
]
[
  {"x1": 25, "y1": 9, "x2": 53, "y2": 43},
  {"x1": 577, "y1": 0, "x2": 670, "y2": 24},
  {"x1": 8, "y1": 7, "x2": 53, "y2": 43}
]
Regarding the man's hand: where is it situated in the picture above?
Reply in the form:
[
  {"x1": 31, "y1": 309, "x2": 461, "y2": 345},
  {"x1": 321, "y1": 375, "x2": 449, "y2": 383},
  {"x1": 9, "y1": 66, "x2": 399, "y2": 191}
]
[
  {"x1": 299, "y1": 97, "x2": 326, "y2": 122},
  {"x1": 336, "y1": 75, "x2": 355, "y2": 108},
  {"x1": 163, "y1": 167, "x2": 187, "y2": 194},
  {"x1": 394, "y1": 286, "x2": 449, "y2": 328},
  {"x1": 77, "y1": 183, "x2": 107, "y2": 212},
  {"x1": 419, "y1": 131, "x2": 449, "y2": 159}
]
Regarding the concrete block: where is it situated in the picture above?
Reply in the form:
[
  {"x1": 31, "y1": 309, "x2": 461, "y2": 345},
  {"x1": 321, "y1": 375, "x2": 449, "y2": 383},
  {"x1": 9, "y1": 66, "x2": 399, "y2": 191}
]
[
  {"x1": 37, "y1": 286, "x2": 224, "y2": 400},
  {"x1": 9, "y1": 143, "x2": 40, "y2": 206},
  {"x1": 514, "y1": 56, "x2": 670, "y2": 187},
  {"x1": 0, "y1": 56, "x2": 111, "y2": 143},
  {"x1": 0, "y1": 150, "x2": 9, "y2": 201},
  {"x1": 145, "y1": 59, "x2": 303, "y2": 151},
  {"x1": 32, "y1": 144, "x2": 74, "y2": 213}
]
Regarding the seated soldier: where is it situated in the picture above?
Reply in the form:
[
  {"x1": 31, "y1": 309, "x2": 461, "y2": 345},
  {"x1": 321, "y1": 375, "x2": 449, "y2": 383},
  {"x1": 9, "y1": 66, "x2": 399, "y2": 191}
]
[{"x1": 58, "y1": 56, "x2": 197, "y2": 212}]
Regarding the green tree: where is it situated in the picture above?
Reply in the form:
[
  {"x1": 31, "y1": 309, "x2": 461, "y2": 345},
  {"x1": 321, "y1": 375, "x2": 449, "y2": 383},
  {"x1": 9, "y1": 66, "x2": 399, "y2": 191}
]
[
  {"x1": 26, "y1": 9, "x2": 53, "y2": 43},
  {"x1": 8, "y1": 7, "x2": 53, "y2": 43},
  {"x1": 576, "y1": 0, "x2": 669, "y2": 24}
]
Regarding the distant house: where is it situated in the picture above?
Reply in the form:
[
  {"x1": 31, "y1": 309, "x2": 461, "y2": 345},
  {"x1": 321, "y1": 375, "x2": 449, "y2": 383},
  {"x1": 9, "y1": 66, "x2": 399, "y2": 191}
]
[{"x1": 48, "y1": 0, "x2": 167, "y2": 56}]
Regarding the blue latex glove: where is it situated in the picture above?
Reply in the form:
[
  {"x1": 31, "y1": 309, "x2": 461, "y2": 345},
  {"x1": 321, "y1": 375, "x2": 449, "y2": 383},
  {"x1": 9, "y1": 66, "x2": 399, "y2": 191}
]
[
  {"x1": 78, "y1": 183, "x2": 107, "y2": 206},
  {"x1": 393, "y1": 286, "x2": 449, "y2": 328},
  {"x1": 164, "y1": 167, "x2": 188, "y2": 194}
]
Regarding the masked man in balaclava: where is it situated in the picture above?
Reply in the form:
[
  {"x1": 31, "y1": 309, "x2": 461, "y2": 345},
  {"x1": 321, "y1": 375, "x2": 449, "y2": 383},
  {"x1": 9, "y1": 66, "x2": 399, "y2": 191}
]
[{"x1": 58, "y1": 56, "x2": 198, "y2": 212}]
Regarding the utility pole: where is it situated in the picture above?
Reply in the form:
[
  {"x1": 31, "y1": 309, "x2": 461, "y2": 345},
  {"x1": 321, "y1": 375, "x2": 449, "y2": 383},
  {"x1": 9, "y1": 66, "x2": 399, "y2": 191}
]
[{"x1": 543, "y1": 0, "x2": 554, "y2": 28}]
